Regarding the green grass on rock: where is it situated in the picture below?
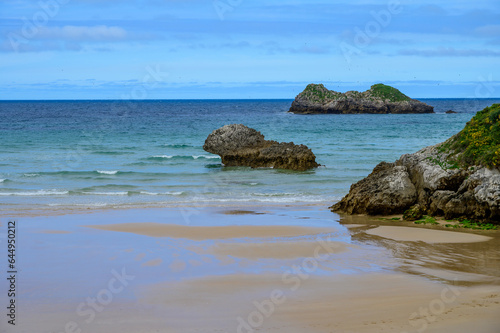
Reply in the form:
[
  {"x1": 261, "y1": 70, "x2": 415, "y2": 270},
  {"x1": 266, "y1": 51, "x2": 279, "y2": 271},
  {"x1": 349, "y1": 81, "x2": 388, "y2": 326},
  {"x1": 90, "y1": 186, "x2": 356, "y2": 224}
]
[
  {"x1": 442, "y1": 104, "x2": 500, "y2": 169},
  {"x1": 369, "y1": 83, "x2": 411, "y2": 102}
]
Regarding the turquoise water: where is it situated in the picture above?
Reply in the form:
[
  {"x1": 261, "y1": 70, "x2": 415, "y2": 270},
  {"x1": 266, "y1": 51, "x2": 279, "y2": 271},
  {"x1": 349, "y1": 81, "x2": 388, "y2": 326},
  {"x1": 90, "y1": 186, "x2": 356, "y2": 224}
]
[{"x1": 0, "y1": 99, "x2": 498, "y2": 214}]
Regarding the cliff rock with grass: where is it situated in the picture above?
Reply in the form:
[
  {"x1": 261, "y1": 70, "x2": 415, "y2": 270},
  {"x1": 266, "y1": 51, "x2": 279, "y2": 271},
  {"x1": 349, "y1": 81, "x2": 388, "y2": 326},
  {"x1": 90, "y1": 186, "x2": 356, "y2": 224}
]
[
  {"x1": 331, "y1": 104, "x2": 500, "y2": 222},
  {"x1": 289, "y1": 83, "x2": 434, "y2": 114}
]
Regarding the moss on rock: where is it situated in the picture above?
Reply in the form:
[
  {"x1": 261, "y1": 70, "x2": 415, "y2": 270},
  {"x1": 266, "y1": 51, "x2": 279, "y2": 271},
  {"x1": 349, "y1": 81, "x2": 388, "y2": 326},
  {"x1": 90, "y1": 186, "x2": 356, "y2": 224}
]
[
  {"x1": 444, "y1": 104, "x2": 500, "y2": 169},
  {"x1": 369, "y1": 83, "x2": 411, "y2": 102},
  {"x1": 301, "y1": 84, "x2": 339, "y2": 103},
  {"x1": 403, "y1": 204, "x2": 425, "y2": 221}
]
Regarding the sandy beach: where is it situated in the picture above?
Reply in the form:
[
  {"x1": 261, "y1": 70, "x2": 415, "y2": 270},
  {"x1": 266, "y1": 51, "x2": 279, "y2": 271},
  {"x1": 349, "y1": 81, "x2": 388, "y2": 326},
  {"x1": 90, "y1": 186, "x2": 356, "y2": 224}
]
[
  {"x1": 6, "y1": 205, "x2": 500, "y2": 333},
  {"x1": 4, "y1": 0, "x2": 500, "y2": 332}
]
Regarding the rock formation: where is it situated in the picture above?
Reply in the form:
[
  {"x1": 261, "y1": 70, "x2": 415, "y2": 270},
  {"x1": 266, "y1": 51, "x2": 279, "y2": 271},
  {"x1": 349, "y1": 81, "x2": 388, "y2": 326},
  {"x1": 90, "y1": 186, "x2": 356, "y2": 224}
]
[
  {"x1": 203, "y1": 124, "x2": 319, "y2": 171},
  {"x1": 289, "y1": 83, "x2": 434, "y2": 114},
  {"x1": 331, "y1": 104, "x2": 500, "y2": 222}
]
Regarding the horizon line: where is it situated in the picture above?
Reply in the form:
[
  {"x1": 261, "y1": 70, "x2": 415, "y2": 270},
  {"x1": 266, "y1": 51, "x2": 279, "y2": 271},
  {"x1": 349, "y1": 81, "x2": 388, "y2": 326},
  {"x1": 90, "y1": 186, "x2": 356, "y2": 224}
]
[{"x1": 2, "y1": 97, "x2": 500, "y2": 102}]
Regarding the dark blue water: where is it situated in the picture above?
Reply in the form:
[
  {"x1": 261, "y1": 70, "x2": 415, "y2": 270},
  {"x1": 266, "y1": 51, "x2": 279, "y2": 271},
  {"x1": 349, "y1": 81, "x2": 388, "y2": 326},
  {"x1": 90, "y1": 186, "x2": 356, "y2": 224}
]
[{"x1": 0, "y1": 98, "x2": 498, "y2": 215}]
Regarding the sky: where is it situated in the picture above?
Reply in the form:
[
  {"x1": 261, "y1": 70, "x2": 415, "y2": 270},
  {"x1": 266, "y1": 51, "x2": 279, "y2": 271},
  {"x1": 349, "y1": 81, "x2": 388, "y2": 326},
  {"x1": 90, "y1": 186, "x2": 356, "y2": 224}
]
[{"x1": 1, "y1": 0, "x2": 500, "y2": 99}]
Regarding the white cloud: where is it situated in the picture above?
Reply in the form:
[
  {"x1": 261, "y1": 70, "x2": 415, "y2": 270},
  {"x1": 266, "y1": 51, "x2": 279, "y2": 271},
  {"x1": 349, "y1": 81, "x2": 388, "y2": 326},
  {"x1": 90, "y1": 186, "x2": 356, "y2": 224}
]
[
  {"x1": 0, "y1": 25, "x2": 128, "y2": 53},
  {"x1": 399, "y1": 47, "x2": 500, "y2": 57},
  {"x1": 474, "y1": 24, "x2": 500, "y2": 37},
  {"x1": 37, "y1": 25, "x2": 127, "y2": 41}
]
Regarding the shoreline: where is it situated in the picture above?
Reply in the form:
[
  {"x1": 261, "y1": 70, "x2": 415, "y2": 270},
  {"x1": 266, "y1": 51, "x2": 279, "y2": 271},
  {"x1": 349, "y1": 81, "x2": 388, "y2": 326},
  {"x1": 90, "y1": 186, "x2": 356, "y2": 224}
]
[
  {"x1": 8, "y1": 204, "x2": 500, "y2": 332},
  {"x1": 0, "y1": 200, "x2": 334, "y2": 218},
  {"x1": 6, "y1": 201, "x2": 498, "y2": 236}
]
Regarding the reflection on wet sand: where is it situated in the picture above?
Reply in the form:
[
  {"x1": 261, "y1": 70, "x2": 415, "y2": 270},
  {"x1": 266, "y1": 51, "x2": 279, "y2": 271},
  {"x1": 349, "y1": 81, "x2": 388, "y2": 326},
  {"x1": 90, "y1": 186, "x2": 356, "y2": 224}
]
[
  {"x1": 341, "y1": 215, "x2": 500, "y2": 286},
  {"x1": 15, "y1": 207, "x2": 500, "y2": 333}
]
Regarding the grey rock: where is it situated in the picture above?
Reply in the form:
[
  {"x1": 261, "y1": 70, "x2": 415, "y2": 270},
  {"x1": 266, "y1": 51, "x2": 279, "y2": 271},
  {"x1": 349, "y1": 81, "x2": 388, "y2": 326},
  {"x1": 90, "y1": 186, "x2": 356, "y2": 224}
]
[
  {"x1": 330, "y1": 162, "x2": 417, "y2": 215},
  {"x1": 203, "y1": 124, "x2": 319, "y2": 171},
  {"x1": 469, "y1": 168, "x2": 500, "y2": 208},
  {"x1": 202, "y1": 124, "x2": 269, "y2": 156},
  {"x1": 331, "y1": 146, "x2": 500, "y2": 222}
]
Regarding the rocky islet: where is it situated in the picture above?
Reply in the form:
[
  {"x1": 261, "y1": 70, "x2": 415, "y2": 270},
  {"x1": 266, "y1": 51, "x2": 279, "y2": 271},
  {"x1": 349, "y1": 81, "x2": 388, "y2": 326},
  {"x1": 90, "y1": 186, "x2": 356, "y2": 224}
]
[{"x1": 289, "y1": 83, "x2": 434, "y2": 114}]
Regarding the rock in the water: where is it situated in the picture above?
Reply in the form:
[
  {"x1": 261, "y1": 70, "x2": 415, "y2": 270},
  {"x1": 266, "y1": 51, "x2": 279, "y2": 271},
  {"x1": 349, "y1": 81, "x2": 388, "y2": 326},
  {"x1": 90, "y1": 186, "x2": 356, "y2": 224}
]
[
  {"x1": 331, "y1": 104, "x2": 500, "y2": 222},
  {"x1": 203, "y1": 124, "x2": 319, "y2": 171},
  {"x1": 445, "y1": 110, "x2": 458, "y2": 114},
  {"x1": 289, "y1": 83, "x2": 434, "y2": 114}
]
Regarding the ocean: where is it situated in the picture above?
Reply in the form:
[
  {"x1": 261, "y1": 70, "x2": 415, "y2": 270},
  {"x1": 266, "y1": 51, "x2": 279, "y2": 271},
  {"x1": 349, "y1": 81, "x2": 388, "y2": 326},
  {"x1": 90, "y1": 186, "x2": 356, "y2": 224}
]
[{"x1": 1, "y1": 98, "x2": 499, "y2": 215}]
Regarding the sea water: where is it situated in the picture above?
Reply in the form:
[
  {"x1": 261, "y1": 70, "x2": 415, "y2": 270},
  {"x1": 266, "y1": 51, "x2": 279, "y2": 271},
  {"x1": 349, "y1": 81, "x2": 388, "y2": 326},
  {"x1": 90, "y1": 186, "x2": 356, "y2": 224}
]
[{"x1": 1, "y1": 98, "x2": 499, "y2": 214}]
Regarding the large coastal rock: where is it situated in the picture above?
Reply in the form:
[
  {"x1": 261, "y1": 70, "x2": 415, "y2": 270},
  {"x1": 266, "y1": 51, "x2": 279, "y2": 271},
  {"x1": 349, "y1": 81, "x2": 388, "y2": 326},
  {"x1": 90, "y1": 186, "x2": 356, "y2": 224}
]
[
  {"x1": 331, "y1": 104, "x2": 500, "y2": 222},
  {"x1": 203, "y1": 124, "x2": 319, "y2": 171},
  {"x1": 289, "y1": 83, "x2": 434, "y2": 114},
  {"x1": 333, "y1": 162, "x2": 417, "y2": 215}
]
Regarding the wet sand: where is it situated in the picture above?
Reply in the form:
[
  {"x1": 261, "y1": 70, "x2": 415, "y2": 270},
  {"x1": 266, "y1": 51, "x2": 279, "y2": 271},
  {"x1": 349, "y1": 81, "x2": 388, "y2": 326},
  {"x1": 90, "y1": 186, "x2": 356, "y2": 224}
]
[
  {"x1": 84, "y1": 222, "x2": 337, "y2": 240},
  {"x1": 38, "y1": 229, "x2": 72, "y2": 234},
  {"x1": 366, "y1": 225, "x2": 492, "y2": 243},
  {"x1": 10, "y1": 206, "x2": 500, "y2": 333},
  {"x1": 206, "y1": 239, "x2": 353, "y2": 259},
  {"x1": 136, "y1": 272, "x2": 500, "y2": 333}
]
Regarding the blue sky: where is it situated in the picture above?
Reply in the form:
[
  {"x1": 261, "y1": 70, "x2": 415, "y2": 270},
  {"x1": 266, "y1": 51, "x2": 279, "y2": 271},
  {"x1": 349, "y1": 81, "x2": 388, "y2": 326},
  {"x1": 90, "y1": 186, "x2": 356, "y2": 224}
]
[{"x1": 1, "y1": 0, "x2": 500, "y2": 99}]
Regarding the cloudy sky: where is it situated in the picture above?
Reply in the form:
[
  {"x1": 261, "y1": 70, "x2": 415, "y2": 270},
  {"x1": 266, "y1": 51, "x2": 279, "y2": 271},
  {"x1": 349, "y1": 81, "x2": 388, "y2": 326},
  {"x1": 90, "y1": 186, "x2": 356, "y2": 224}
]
[{"x1": 1, "y1": 0, "x2": 499, "y2": 99}]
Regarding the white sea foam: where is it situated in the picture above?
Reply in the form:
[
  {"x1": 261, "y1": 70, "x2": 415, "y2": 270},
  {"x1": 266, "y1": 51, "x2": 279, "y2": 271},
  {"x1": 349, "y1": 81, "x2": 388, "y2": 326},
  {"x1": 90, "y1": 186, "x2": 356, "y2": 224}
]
[
  {"x1": 23, "y1": 173, "x2": 39, "y2": 177},
  {"x1": 139, "y1": 191, "x2": 184, "y2": 196},
  {"x1": 166, "y1": 191, "x2": 184, "y2": 196},
  {"x1": 193, "y1": 197, "x2": 329, "y2": 203},
  {"x1": 253, "y1": 192, "x2": 295, "y2": 197},
  {"x1": 0, "y1": 190, "x2": 69, "y2": 196},
  {"x1": 192, "y1": 155, "x2": 221, "y2": 159},
  {"x1": 149, "y1": 155, "x2": 220, "y2": 159},
  {"x1": 77, "y1": 203, "x2": 108, "y2": 207},
  {"x1": 139, "y1": 191, "x2": 159, "y2": 195},
  {"x1": 49, "y1": 203, "x2": 108, "y2": 207},
  {"x1": 90, "y1": 191, "x2": 128, "y2": 196},
  {"x1": 97, "y1": 170, "x2": 119, "y2": 175},
  {"x1": 152, "y1": 155, "x2": 173, "y2": 159},
  {"x1": 0, "y1": 179, "x2": 5, "y2": 183}
]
